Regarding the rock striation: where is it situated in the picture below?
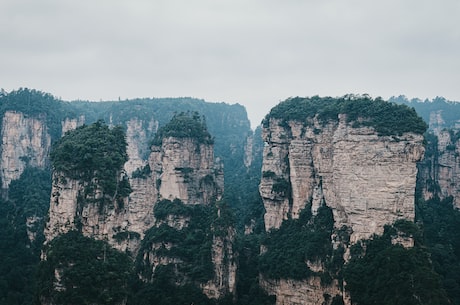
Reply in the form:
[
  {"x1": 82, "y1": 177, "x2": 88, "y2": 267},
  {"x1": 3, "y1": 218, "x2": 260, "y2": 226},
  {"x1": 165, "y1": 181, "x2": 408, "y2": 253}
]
[
  {"x1": 419, "y1": 128, "x2": 460, "y2": 208},
  {"x1": 1, "y1": 111, "x2": 51, "y2": 190},
  {"x1": 201, "y1": 226, "x2": 238, "y2": 299},
  {"x1": 260, "y1": 115, "x2": 424, "y2": 243},
  {"x1": 259, "y1": 112, "x2": 424, "y2": 305},
  {"x1": 260, "y1": 276, "x2": 341, "y2": 305},
  {"x1": 137, "y1": 134, "x2": 234, "y2": 299},
  {"x1": 152, "y1": 137, "x2": 223, "y2": 205},
  {"x1": 44, "y1": 120, "x2": 234, "y2": 299},
  {"x1": 124, "y1": 117, "x2": 158, "y2": 175}
]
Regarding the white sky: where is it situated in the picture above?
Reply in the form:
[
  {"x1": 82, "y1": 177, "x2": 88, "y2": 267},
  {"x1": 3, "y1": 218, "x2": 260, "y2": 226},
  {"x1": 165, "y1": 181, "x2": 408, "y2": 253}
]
[{"x1": 1, "y1": 0, "x2": 460, "y2": 128}]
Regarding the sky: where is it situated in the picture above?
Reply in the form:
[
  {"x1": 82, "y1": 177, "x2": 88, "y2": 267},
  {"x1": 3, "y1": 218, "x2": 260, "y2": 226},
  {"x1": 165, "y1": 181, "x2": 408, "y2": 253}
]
[{"x1": 1, "y1": 0, "x2": 460, "y2": 128}]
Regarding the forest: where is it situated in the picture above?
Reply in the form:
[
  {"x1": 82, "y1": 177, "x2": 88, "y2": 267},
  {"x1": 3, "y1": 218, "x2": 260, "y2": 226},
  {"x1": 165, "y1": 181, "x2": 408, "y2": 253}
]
[{"x1": 1, "y1": 88, "x2": 460, "y2": 305}]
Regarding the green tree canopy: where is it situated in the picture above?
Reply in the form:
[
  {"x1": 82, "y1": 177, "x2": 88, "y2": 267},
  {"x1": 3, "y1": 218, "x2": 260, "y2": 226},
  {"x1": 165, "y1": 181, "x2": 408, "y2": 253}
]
[
  {"x1": 49, "y1": 120, "x2": 130, "y2": 199},
  {"x1": 38, "y1": 231, "x2": 133, "y2": 305},
  {"x1": 264, "y1": 95, "x2": 427, "y2": 136},
  {"x1": 152, "y1": 111, "x2": 214, "y2": 146},
  {"x1": 344, "y1": 221, "x2": 448, "y2": 305}
]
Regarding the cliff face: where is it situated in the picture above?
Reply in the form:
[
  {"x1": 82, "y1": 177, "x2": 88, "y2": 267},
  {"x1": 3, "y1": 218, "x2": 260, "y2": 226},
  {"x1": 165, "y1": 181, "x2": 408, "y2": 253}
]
[
  {"x1": 152, "y1": 137, "x2": 223, "y2": 205},
  {"x1": 137, "y1": 135, "x2": 234, "y2": 299},
  {"x1": 419, "y1": 129, "x2": 460, "y2": 208},
  {"x1": 1, "y1": 111, "x2": 51, "y2": 190},
  {"x1": 45, "y1": 125, "x2": 235, "y2": 298},
  {"x1": 260, "y1": 116, "x2": 424, "y2": 243},
  {"x1": 124, "y1": 117, "x2": 158, "y2": 175},
  {"x1": 61, "y1": 116, "x2": 85, "y2": 135},
  {"x1": 45, "y1": 173, "x2": 157, "y2": 254},
  {"x1": 201, "y1": 227, "x2": 238, "y2": 299},
  {"x1": 259, "y1": 115, "x2": 424, "y2": 305},
  {"x1": 260, "y1": 276, "x2": 341, "y2": 305}
]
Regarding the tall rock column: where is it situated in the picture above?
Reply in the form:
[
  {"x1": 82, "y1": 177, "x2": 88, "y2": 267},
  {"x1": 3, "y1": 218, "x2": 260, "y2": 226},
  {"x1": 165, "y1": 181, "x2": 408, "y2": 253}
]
[
  {"x1": 258, "y1": 96, "x2": 427, "y2": 305},
  {"x1": 44, "y1": 121, "x2": 156, "y2": 255},
  {"x1": 260, "y1": 115, "x2": 425, "y2": 243},
  {"x1": 1, "y1": 111, "x2": 51, "y2": 190},
  {"x1": 137, "y1": 113, "x2": 235, "y2": 300},
  {"x1": 419, "y1": 129, "x2": 460, "y2": 208}
]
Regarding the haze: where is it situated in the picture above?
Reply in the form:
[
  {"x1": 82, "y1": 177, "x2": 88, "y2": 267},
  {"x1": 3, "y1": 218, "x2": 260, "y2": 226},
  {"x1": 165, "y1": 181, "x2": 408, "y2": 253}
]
[{"x1": 1, "y1": 0, "x2": 459, "y2": 128}]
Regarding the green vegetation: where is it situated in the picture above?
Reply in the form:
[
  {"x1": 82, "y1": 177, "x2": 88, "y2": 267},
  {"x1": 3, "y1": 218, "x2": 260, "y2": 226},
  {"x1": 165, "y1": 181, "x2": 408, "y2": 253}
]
[
  {"x1": 264, "y1": 95, "x2": 427, "y2": 136},
  {"x1": 0, "y1": 199, "x2": 38, "y2": 305},
  {"x1": 113, "y1": 231, "x2": 141, "y2": 243},
  {"x1": 271, "y1": 177, "x2": 291, "y2": 196},
  {"x1": 390, "y1": 95, "x2": 460, "y2": 129},
  {"x1": 131, "y1": 164, "x2": 152, "y2": 179},
  {"x1": 259, "y1": 205, "x2": 339, "y2": 280},
  {"x1": 0, "y1": 167, "x2": 52, "y2": 305},
  {"x1": 416, "y1": 196, "x2": 460, "y2": 304},
  {"x1": 133, "y1": 200, "x2": 237, "y2": 304},
  {"x1": 152, "y1": 112, "x2": 214, "y2": 146},
  {"x1": 37, "y1": 231, "x2": 133, "y2": 305},
  {"x1": 0, "y1": 88, "x2": 76, "y2": 139},
  {"x1": 138, "y1": 199, "x2": 215, "y2": 283},
  {"x1": 235, "y1": 234, "x2": 276, "y2": 305},
  {"x1": 5, "y1": 88, "x2": 460, "y2": 305},
  {"x1": 129, "y1": 265, "x2": 215, "y2": 305},
  {"x1": 344, "y1": 221, "x2": 447, "y2": 305},
  {"x1": 153, "y1": 198, "x2": 192, "y2": 220},
  {"x1": 50, "y1": 121, "x2": 131, "y2": 205}
]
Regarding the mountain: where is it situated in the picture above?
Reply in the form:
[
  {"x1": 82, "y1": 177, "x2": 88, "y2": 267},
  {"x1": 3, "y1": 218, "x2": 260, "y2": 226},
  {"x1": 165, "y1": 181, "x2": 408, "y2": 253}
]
[
  {"x1": 0, "y1": 88, "x2": 262, "y2": 305},
  {"x1": 2, "y1": 89, "x2": 460, "y2": 305}
]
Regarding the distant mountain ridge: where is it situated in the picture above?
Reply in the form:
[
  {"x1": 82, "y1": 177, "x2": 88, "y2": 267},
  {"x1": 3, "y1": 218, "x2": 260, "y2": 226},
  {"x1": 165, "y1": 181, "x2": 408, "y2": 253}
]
[{"x1": 2, "y1": 89, "x2": 460, "y2": 305}]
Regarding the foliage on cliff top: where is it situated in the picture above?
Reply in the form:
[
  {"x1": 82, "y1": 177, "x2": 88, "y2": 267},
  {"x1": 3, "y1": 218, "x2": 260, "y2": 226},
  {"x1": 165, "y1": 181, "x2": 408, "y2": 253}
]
[
  {"x1": 390, "y1": 95, "x2": 460, "y2": 129},
  {"x1": 37, "y1": 231, "x2": 132, "y2": 305},
  {"x1": 152, "y1": 111, "x2": 214, "y2": 146},
  {"x1": 0, "y1": 88, "x2": 76, "y2": 139},
  {"x1": 50, "y1": 120, "x2": 130, "y2": 198},
  {"x1": 263, "y1": 95, "x2": 428, "y2": 136}
]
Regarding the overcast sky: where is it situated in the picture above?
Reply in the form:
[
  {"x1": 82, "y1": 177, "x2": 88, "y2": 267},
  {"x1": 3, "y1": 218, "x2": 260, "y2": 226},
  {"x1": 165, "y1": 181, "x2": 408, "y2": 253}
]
[{"x1": 1, "y1": 0, "x2": 459, "y2": 128}]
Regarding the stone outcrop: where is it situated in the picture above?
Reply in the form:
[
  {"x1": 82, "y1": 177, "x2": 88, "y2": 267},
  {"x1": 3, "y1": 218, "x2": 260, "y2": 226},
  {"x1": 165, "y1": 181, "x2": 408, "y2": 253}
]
[
  {"x1": 260, "y1": 115, "x2": 424, "y2": 244},
  {"x1": 45, "y1": 168, "x2": 158, "y2": 255},
  {"x1": 61, "y1": 116, "x2": 85, "y2": 135},
  {"x1": 260, "y1": 276, "x2": 342, "y2": 305},
  {"x1": 259, "y1": 115, "x2": 424, "y2": 305},
  {"x1": 244, "y1": 135, "x2": 254, "y2": 168},
  {"x1": 152, "y1": 137, "x2": 223, "y2": 205},
  {"x1": 45, "y1": 130, "x2": 234, "y2": 298},
  {"x1": 1, "y1": 111, "x2": 51, "y2": 190},
  {"x1": 124, "y1": 118, "x2": 158, "y2": 175},
  {"x1": 139, "y1": 136, "x2": 234, "y2": 298},
  {"x1": 420, "y1": 129, "x2": 460, "y2": 208},
  {"x1": 202, "y1": 227, "x2": 238, "y2": 299}
]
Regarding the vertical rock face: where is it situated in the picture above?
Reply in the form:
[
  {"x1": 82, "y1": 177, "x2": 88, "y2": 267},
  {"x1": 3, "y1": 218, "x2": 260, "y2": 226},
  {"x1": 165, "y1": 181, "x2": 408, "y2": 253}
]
[
  {"x1": 202, "y1": 227, "x2": 238, "y2": 299},
  {"x1": 61, "y1": 116, "x2": 85, "y2": 135},
  {"x1": 420, "y1": 129, "x2": 460, "y2": 208},
  {"x1": 429, "y1": 110, "x2": 446, "y2": 135},
  {"x1": 260, "y1": 276, "x2": 341, "y2": 305},
  {"x1": 124, "y1": 118, "x2": 158, "y2": 175},
  {"x1": 259, "y1": 115, "x2": 424, "y2": 305},
  {"x1": 434, "y1": 131, "x2": 460, "y2": 207},
  {"x1": 0, "y1": 111, "x2": 51, "y2": 189},
  {"x1": 244, "y1": 134, "x2": 254, "y2": 168},
  {"x1": 152, "y1": 137, "x2": 223, "y2": 205},
  {"x1": 139, "y1": 135, "x2": 234, "y2": 299},
  {"x1": 44, "y1": 126, "x2": 234, "y2": 299},
  {"x1": 260, "y1": 116, "x2": 424, "y2": 243},
  {"x1": 45, "y1": 168, "x2": 158, "y2": 255}
]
